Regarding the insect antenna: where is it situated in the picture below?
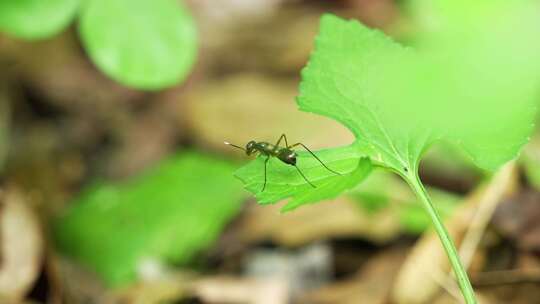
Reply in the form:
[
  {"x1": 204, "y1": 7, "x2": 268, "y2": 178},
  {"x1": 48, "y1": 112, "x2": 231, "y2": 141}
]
[
  {"x1": 294, "y1": 165, "x2": 316, "y2": 188},
  {"x1": 224, "y1": 141, "x2": 246, "y2": 151}
]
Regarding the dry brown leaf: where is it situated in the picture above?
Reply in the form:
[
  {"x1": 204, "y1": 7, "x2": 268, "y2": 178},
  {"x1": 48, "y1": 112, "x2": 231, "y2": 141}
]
[
  {"x1": 188, "y1": 0, "x2": 286, "y2": 25},
  {"x1": 342, "y1": 0, "x2": 398, "y2": 28},
  {"x1": 103, "y1": 102, "x2": 180, "y2": 178},
  {"x1": 1, "y1": 31, "x2": 142, "y2": 109},
  {"x1": 58, "y1": 257, "x2": 196, "y2": 304},
  {"x1": 236, "y1": 197, "x2": 401, "y2": 247},
  {"x1": 184, "y1": 74, "x2": 354, "y2": 154},
  {"x1": 191, "y1": 1, "x2": 399, "y2": 75},
  {"x1": 54, "y1": 255, "x2": 109, "y2": 304},
  {"x1": 108, "y1": 273, "x2": 194, "y2": 304},
  {"x1": 492, "y1": 190, "x2": 540, "y2": 252},
  {"x1": 193, "y1": 276, "x2": 288, "y2": 304},
  {"x1": 0, "y1": 188, "x2": 44, "y2": 302},
  {"x1": 108, "y1": 272, "x2": 288, "y2": 304},
  {"x1": 193, "y1": 5, "x2": 323, "y2": 74}
]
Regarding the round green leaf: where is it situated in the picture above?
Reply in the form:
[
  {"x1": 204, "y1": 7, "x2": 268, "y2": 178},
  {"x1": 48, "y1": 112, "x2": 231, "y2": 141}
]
[
  {"x1": 54, "y1": 152, "x2": 246, "y2": 286},
  {"x1": 79, "y1": 0, "x2": 197, "y2": 90},
  {"x1": 0, "y1": 0, "x2": 79, "y2": 40}
]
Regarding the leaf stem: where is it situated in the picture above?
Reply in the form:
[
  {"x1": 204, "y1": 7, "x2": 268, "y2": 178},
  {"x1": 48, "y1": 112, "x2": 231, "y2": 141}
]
[{"x1": 406, "y1": 172, "x2": 477, "y2": 304}]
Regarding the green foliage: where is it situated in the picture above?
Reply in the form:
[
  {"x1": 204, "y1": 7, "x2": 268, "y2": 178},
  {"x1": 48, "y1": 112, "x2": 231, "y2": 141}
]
[
  {"x1": 0, "y1": 0, "x2": 79, "y2": 40},
  {"x1": 79, "y1": 0, "x2": 197, "y2": 90},
  {"x1": 54, "y1": 152, "x2": 246, "y2": 286},
  {"x1": 235, "y1": 145, "x2": 371, "y2": 211},
  {"x1": 0, "y1": 0, "x2": 197, "y2": 90}
]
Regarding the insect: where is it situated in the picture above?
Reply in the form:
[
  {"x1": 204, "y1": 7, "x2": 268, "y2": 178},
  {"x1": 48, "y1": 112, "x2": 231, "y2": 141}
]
[{"x1": 225, "y1": 134, "x2": 342, "y2": 192}]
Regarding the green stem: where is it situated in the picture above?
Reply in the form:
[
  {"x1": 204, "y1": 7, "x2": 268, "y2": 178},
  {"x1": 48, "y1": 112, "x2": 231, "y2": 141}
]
[{"x1": 407, "y1": 172, "x2": 477, "y2": 304}]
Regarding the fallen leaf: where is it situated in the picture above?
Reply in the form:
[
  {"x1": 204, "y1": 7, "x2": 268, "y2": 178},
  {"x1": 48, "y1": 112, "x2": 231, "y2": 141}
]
[
  {"x1": 1, "y1": 31, "x2": 143, "y2": 109},
  {"x1": 492, "y1": 189, "x2": 540, "y2": 252},
  {"x1": 193, "y1": 276, "x2": 288, "y2": 304},
  {"x1": 184, "y1": 74, "x2": 354, "y2": 153},
  {"x1": 108, "y1": 272, "x2": 194, "y2": 304},
  {"x1": 236, "y1": 197, "x2": 401, "y2": 247},
  {"x1": 0, "y1": 188, "x2": 44, "y2": 302},
  {"x1": 193, "y1": 5, "x2": 322, "y2": 74}
]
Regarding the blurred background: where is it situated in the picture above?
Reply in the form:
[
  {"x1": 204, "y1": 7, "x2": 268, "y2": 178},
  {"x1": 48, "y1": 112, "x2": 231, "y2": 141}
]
[{"x1": 0, "y1": 0, "x2": 540, "y2": 303}]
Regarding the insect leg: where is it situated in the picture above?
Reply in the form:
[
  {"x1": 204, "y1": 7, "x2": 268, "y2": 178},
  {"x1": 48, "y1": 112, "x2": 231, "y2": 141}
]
[
  {"x1": 289, "y1": 142, "x2": 342, "y2": 175},
  {"x1": 261, "y1": 156, "x2": 270, "y2": 192},
  {"x1": 274, "y1": 133, "x2": 289, "y2": 148},
  {"x1": 294, "y1": 165, "x2": 316, "y2": 188}
]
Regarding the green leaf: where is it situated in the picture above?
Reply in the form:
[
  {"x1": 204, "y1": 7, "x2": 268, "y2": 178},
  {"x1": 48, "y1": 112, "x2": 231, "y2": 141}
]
[
  {"x1": 79, "y1": 0, "x2": 197, "y2": 90},
  {"x1": 234, "y1": 145, "x2": 371, "y2": 211},
  {"x1": 54, "y1": 152, "x2": 246, "y2": 286},
  {"x1": 299, "y1": 10, "x2": 540, "y2": 175},
  {"x1": 0, "y1": 0, "x2": 79, "y2": 40}
]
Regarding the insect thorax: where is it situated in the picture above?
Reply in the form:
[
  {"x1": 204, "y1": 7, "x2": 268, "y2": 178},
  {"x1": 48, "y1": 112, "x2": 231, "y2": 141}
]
[{"x1": 254, "y1": 142, "x2": 276, "y2": 155}]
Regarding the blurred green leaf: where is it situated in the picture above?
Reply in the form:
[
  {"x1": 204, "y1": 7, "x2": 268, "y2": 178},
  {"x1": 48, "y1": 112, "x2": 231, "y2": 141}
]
[
  {"x1": 235, "y1": 145, "x2": 371, "y2": 212},
  {"x1": 409, "y1": 0, "x2": 526, "y2": 34},
  {"x1": 349, "y1": 171, "x2": 461, "y2": 234},
  {"x1": 79, "y1": 0, "x2": 197, "y2": 90},
  {"x1": 0, "y1": 0, "x2": 79, "y2": 39},
  {"x1": 396, "y1": 189, "x2": 459, "y2": 234},
  {"x1": 54, "y1": 152, "x2": 246, "y2": 286}
]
